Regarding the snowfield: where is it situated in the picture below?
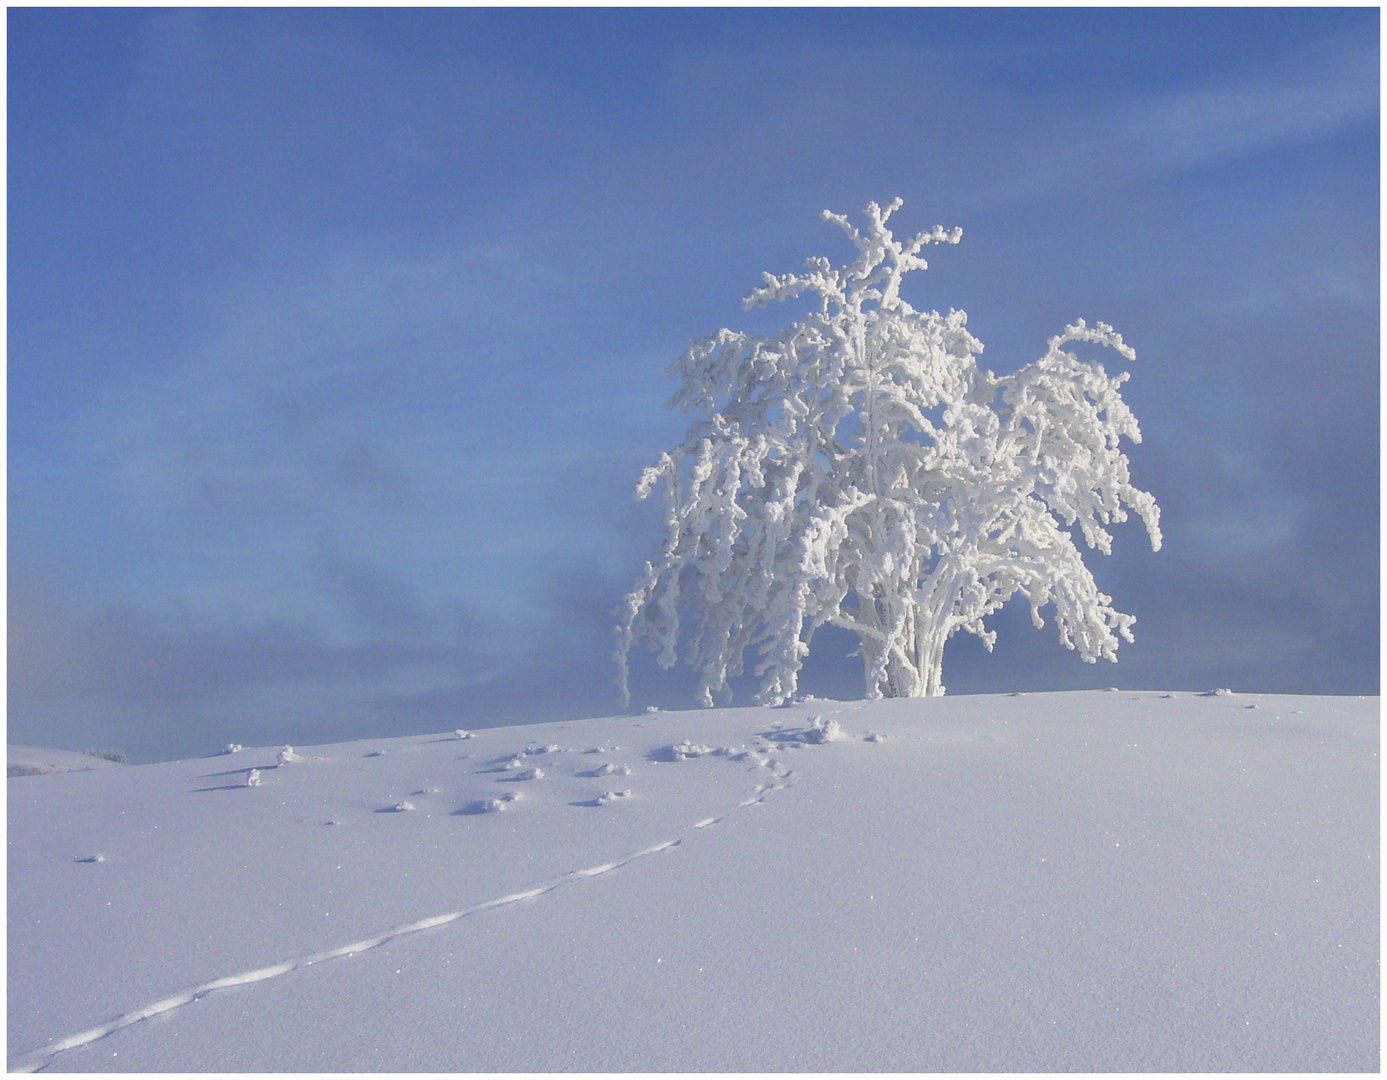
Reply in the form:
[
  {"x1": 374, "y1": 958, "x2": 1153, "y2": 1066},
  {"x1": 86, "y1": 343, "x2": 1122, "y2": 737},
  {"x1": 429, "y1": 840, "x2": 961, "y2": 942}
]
[
  {"x1": 7, "y1": 746, "x2": 125, "y2": 778},
  {"x1": 8, "y1": 690, "x2": 1377, "y2": 1071}
]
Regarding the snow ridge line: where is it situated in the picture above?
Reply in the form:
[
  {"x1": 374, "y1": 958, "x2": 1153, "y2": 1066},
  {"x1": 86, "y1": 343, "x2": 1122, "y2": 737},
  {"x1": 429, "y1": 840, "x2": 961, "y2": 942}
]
[{"x1": 9, "y1": 768, "x2": 795, "y2": 1072}]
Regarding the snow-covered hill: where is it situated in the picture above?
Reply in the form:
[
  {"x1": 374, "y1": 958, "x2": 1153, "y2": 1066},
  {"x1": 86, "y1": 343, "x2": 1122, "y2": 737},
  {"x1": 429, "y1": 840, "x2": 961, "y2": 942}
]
[
  {"x1": 8, "y1": 690, "x2": 1377, "y2": 1071},
  {"x1": 7, "y1": 745, "x2": 126, "y2": 778}
]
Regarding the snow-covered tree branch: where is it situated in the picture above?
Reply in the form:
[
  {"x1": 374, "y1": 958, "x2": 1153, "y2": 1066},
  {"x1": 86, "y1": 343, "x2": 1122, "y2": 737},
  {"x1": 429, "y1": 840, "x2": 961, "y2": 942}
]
[{"x1": 617, "y1": 199, "x2": 1161, "y2": 707}]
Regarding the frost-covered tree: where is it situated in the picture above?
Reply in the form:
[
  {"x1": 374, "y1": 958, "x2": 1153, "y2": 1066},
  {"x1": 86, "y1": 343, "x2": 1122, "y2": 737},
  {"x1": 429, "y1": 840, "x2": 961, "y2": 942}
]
[{"x1": 617, "y1": 199, "x2": 1161, "y2": 707}]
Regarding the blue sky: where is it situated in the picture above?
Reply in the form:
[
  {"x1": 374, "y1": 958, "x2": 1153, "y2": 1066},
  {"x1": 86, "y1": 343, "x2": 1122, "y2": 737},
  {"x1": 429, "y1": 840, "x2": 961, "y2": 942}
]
[{"x1": 9, "y1": 9, "x2": 1379, "y2": 762}]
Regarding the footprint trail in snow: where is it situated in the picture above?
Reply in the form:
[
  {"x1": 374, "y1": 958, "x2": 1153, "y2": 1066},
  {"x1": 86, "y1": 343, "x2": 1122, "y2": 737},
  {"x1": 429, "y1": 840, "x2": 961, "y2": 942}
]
[{"x1": 8, "y1": 742, "x2": 806, "y2": 1073}]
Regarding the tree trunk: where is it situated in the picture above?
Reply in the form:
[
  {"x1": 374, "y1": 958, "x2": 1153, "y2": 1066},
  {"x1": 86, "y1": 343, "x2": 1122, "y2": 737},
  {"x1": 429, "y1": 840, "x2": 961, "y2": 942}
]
[
  {"x1": 919, "y1": 631, "x2": 946, "y2": 696},
  {"x1": 857, "y1": 581, "x2": 952, "y2": 698}
]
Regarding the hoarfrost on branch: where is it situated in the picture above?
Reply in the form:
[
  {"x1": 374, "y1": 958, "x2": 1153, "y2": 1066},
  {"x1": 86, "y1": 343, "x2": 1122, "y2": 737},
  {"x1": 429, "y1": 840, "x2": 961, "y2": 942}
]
[{"x1": 617, "y1": 199, "x2": 1161, "y2": 706}]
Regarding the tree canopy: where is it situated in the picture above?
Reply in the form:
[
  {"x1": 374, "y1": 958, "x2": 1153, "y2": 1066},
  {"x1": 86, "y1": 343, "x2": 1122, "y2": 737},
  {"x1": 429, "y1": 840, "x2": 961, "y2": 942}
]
[{"x1": 618, "y1": 199, "x2": 1160, "y2": 706}]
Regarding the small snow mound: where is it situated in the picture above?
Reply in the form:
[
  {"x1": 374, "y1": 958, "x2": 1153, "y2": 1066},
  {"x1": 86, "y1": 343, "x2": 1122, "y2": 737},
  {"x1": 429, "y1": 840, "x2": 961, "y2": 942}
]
[
  {"x1": 223, "y1": 743, "x2": 243, "y2": 755},
  {"x1": 76, "y1": 854, "x2": 106, "y2": 864},
  {"x1": 454, "y1": 729, "x2": 474, "y2": 740},
  {"x1": 1204, "y1": 688, "x2": 1235, "y2": 697},
  {"x1": 864, "y1": 732, "x2": 886, "y2": 743},
  {"x1": 804, "y1": 716, "x2": 842, "y2": 744},
  {"x1": 277, "y1": 746, "x2": 300, "y2": 765},
  {"x1": 654, "y1": 740, "x2": 716, "y2": 761},
  {"x1": 526, "y1": 744, "x2": 561, "y2": 755},
  {"x1": 763, "y1": 716, "x2": 841, "y2": 745},
  {"x1": 509, "y1": 767, "x2": 544, "y2": 781},
  {"x1": 366, "y1": 749, "x2": 388, "y2": 758},
  {"x1": 645, "y1": 705, "x2": 660, "y2": 713},
  {"x1": 580, "y1": 789, "x2": 634, "y2": 807},
  {"x1": 501, "y1": 756, "x2": 528, "y2": 770},
  {"x1": 388, "y1": 801, "x2": 415, "y2": 813},
  {"x1": 246, "y1": 769, "x2": 262, "y2": 787},
  {"x1": 591, "y1": 762, "x2": 631, "y2": 777},
  {"x1": 478, "y1": 791, "x2": 521, "y2": 813}
]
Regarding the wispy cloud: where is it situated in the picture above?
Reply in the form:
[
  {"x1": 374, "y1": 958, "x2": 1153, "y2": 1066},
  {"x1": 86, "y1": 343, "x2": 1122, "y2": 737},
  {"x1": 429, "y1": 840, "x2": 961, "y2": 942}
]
[
  {"x1": 971, "y1": 36, "x2": 1379, "y2": 204},
  {"x1": 1110, "y1": 38, "x2": 1377, "y2": 176}
]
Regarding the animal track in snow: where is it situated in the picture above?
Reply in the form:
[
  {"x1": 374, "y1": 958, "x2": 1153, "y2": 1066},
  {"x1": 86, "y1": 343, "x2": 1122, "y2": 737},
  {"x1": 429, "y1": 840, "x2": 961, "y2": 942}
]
[
  {"x1": 9, "y1": 834, "x2": 694, "y2": 1072},
  {"x1": 9, "y1": 734, "x2": 807, "y2": 1074},
  {"x1": 738, "y1": 779, "x2": 789, "y2": 807}
]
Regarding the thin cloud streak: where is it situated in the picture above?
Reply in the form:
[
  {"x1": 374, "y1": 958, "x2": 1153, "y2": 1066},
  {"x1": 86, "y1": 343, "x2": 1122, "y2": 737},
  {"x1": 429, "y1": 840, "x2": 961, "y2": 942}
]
[{"x1": 1115, "y1": 38, "x2": 1377, "y2": 174}]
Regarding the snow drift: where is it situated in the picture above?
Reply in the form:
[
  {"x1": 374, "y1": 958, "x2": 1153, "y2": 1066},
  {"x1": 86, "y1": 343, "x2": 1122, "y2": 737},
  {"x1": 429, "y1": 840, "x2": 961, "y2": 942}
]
[{"x1": 7, "y1": 690, "x2": 1377, "y2": 1071}]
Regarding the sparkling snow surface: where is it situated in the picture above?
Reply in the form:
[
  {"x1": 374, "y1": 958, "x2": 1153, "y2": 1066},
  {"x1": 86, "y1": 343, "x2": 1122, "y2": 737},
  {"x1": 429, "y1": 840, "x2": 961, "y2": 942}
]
[{"x1": 8, "y1": 691, "x2": 1377, "y2": 1071}]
